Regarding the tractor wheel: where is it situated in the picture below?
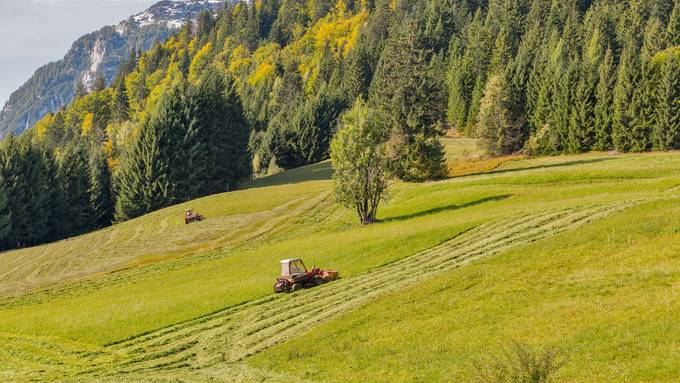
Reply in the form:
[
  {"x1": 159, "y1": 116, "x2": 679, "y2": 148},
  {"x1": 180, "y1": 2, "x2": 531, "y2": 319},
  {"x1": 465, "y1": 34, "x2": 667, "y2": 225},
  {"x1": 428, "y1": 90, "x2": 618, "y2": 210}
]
[{"x1": 291, "y1": 283, "x2": 302, "y2": 292}]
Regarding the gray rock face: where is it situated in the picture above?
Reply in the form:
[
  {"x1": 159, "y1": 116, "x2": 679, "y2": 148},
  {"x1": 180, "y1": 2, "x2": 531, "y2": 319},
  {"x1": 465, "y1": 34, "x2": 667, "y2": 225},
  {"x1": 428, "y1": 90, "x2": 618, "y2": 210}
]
[{"x1": 0, "y1": 0, "x2": 225, "y2": 137}]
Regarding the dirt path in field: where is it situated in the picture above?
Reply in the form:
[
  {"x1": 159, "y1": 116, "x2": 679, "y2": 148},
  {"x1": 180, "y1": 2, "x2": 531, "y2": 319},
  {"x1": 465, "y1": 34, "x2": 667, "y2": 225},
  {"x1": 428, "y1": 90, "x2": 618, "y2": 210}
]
[{"x1": 61, "y1": 201, "x2": 634, "y2": 382}]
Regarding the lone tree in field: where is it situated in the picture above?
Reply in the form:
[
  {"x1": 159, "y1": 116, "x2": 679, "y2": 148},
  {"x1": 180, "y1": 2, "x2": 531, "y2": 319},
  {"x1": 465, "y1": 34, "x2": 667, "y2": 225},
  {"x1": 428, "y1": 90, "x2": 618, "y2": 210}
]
[{"x1": 330, "y1": 99, "x2": 389, "y2": 225}]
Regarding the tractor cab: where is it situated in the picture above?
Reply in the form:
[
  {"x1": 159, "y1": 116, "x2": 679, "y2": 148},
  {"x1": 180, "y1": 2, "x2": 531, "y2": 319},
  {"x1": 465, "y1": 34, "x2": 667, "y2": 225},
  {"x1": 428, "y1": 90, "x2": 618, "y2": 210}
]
[{"x1": 281, "y1": 258, "x2": 308, "y2": 277}]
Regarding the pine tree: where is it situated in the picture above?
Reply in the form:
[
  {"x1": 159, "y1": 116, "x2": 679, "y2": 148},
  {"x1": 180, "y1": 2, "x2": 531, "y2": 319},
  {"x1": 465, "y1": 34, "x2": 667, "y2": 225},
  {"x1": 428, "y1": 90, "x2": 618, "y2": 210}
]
[
  {"x1": 593, "y1": 47, "x2": 615, "y2": 151},
  {"x1": 653, "y1": 55, "x2": 680, "y2": 150},
  {"x1": 0, "y1": 176, "x2": 11, "y2": 245},
  {"x1": 57, "y1": 142, "x2": 93, "y2": 237},
  {"x1": 115, "y1": 81, "x2": 188, "y2": 221},
  {"x1": 668, "y1": 1, "x2": 680, "y2": 45},
  {"x1": 547, "y1": 41, "x2": 573, "y2": 153},
  {"x1": 476, "y1": 74, "x2": 524, "y2": 156},
  {"x1": 612, "y1": 44, "x2": 639, "y2": 152},
  {"x1": 39, "y1": 146, "x2": 64, "y2": 243},
  {"x1": 88, "y1": 148, "x2": 114, "y2": 228},
  {"x1": 0, "y1": 137, "x2": 54, "y2": 247},
  {"x1": 369, "y1": 18, "x2": 446, "y2": 181},
  {"x1": 568, "y1": 61, "x2": 596, "y2": 153},
  {"x1": 185, "y1": 70, "x2": 251, "y2": 198},
  {"x1": 112, "y1": 78, "x2": 130, "y2": 122},
  {"x1": 629, "y1": 18, "x2": 667, "y2": 152}
]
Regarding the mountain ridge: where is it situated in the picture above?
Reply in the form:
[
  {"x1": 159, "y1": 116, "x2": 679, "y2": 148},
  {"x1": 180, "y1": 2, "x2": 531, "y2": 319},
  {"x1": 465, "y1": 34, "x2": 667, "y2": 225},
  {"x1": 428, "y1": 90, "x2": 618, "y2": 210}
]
[{"x1": 0, "y1": 0, "x2": 225, "y2": 137}]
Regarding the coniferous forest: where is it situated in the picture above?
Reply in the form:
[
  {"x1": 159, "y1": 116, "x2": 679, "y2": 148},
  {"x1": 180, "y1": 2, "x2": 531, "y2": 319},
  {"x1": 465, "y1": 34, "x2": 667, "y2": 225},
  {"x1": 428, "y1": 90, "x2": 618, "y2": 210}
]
[{"x1": 0, "y1": 0, "x2": 678, "y2": 250}]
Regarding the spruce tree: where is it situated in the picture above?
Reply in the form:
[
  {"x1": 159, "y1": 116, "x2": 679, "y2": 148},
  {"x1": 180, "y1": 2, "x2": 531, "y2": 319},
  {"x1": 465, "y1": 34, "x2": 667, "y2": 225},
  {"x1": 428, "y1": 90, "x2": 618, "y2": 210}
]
[
  {"x1": 653, "y1": 55, "x2": 680, "y2": 150},
  {"x1": 57, "y1": 142, "x2": 93, "y2": 237},
  {"x1": 593, "y1": 47, "x2": 615, "y2": 151},
  {"x1": 185, "y1": 70, "x2": 251, "y2": 197},
  {"x1": 88, "y1": 148, "x2": 114, "y2": 228},
  {"x1": 112, "y1": 78, "x2": 130, "y2": 123},
  {"x1": 0, "y1": 135, "x2": 25, "y2": 247},
  {"x1": 39, "y1": 146, "x2": 64, "y2": 243},
  {"x1": 668, "y1": 1, "x2": 680, "y2": 45},
  {"x1": 0, "y1": 176, "x2": 11, "y2": 245},
  {"x1": 370, "y1": 18, "x2": 446, "y2": 181},
  {"x1": 569, "y1": 25, "x2": 606, "y2": 153},
  {"x1": 115, "y1": 81, "x2": 188, "y2": 221},
  {"x1": 476, "y1": 74, "x2": 523, "y2": 156},
  {"x1": 0, "y1": 138, "x2": 54, "y2": 247},
  {"x1": 547, "y1": 42, "x2": 573, "y2": 153},
  {"x1": 612, "y1": 44, "x2": 639, "y2": 152},
  {"x1": 568, "y1": 61, "x2": 596, "y2": 153},
  {"x1": 629, "y1": 18, "x2": 667, "y2": 152}
]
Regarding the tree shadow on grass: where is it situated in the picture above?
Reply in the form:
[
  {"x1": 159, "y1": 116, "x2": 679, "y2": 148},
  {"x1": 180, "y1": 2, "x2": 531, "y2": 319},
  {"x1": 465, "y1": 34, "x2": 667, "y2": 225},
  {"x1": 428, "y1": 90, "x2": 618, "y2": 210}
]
[
  {"x1": 379, "y1": 194, "x2": 512, "y2": 224},
  {"x1": 476, "y1": 157, "x2": 616, "y2": 177}
]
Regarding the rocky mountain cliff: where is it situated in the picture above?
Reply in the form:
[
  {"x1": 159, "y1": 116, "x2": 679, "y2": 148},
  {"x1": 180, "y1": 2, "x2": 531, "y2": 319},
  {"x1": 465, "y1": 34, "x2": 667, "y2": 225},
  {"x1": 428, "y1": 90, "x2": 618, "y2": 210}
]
[{"x1": 0, "y1": 0, "x2": 225, "y2": 137}]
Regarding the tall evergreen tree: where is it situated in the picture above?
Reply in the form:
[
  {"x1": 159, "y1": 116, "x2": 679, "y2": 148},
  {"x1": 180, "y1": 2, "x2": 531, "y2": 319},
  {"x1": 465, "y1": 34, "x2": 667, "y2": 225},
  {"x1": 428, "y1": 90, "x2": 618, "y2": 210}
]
[
  {"x1": 593, "y1": 47, "x2": 615, "y2": 151},
  {"x1": 185, "y1": 70, "x2": 251, "y2": 198},
  {"x1": 653, "y1": 54, "x2": 680, "y2": 150},
  {"x1": 568, "y1": 61, "x2": 596, "y2": 153},
  {"x1": 57, "y1": 142, "x2": 93, "y2": 237},
  {"x1": 612, "y1": 43, "x2": 639, "y2": 152},
  {"x1": 629, "y1": 18, "x2": 667, "y2": 152},
  {"x1": 0, "y1": 137, "x2": 53, "y2": 247},
  {"x1": 115, "y1": 81, "x2": 188, "y2": 221},
  {"x1": 476, "y1": 74, "x2": 524, "y2": 156},
  {"x1": 668, "y1": 1, "x2": 680, "y2": 45},
  {"x1": 0, "y1": 176, "x2": 11, "y2": 245},
  {"x1": 112, "y1": 78, "x2": 130, "y2": 122},
  {"x1": 370, "y1": 18, "x2": 446, "y2": 181},
  {"x1": 89, "y1": 148, "x2": 115, "y2": 228}
]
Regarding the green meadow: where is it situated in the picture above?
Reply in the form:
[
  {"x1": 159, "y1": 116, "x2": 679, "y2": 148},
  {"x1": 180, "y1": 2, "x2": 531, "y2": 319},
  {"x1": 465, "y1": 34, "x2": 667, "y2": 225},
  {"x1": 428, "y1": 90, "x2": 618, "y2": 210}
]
[{"x1": 1, "y1": 144, "x2": 679, "y2": 382}]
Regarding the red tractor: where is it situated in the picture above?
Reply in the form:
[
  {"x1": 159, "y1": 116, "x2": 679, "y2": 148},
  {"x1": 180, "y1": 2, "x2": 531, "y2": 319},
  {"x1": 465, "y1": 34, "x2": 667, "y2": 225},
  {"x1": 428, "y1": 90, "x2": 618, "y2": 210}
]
[
  {"x1": 273, "y1": 258, "x2": 338, "y2": 293},
  {"x1": 184, "y1": 209, "x2": 204, "y2": 224}
]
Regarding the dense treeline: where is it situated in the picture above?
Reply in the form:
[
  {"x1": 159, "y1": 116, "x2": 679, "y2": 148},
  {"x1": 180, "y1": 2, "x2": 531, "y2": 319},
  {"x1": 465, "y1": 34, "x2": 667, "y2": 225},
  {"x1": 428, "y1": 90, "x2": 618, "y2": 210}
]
[{"x1": 0, "y1": 0, "x2": 677, "y2": 249}]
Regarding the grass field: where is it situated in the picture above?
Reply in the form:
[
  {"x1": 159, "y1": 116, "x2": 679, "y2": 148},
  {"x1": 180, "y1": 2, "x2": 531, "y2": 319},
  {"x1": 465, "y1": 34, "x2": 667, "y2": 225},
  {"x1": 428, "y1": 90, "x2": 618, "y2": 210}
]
[{"x1": 1, "y1": 141, "x2": 679, "y2": 382}]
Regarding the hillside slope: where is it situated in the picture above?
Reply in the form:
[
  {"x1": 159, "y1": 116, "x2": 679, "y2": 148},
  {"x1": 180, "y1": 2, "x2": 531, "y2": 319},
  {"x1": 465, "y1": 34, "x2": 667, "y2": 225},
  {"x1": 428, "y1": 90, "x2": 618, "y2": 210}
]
[{"x1": 1, "y1": 150, "x2": 680, "y2": 382}]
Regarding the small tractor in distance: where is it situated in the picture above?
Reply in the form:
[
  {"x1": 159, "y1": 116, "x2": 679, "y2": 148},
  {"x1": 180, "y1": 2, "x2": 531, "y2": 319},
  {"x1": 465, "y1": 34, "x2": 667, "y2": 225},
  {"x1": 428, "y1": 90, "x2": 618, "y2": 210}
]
[
  {"x1": 273, "y1": 258, "x2": 338, "y2": 293},
  {"x1": 184, "y1": 209, "x2": 204, "y2": 224}
]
